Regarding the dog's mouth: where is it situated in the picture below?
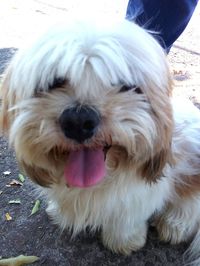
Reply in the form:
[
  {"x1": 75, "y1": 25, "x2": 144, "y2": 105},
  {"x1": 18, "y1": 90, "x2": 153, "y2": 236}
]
[{"x1": 64, "y1": 144, "x2": 111, "y2": 188}]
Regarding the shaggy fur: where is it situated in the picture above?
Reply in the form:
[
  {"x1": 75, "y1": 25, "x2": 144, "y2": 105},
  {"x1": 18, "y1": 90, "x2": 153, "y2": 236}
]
[{"x1": 1, "y1": 19, "x2": 200, "y2": 265}]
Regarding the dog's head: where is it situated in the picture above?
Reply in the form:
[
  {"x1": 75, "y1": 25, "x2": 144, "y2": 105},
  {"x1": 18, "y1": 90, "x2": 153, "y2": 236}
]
[{"x1": 0, "y1": 20, "x2": 173, "y2": 188}]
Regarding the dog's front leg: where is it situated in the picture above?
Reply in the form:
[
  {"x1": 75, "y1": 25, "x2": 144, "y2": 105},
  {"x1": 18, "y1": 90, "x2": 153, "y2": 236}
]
[{"x1": 101, "y1": 218, "x2": 148, "y2": 255}]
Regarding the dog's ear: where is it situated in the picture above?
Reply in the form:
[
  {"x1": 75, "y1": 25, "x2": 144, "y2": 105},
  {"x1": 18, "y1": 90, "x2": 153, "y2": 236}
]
[
  {"x1": 138, "y1": 148, "x2": 173, "y2": 183},
  {"x1": 137, "y1": 109, "x2": 174, "y2": 183},
  {"x1": 137, "y1": 83, "x2": 174, "y2": 183},
  {"x1": 0, "y1": 67, "x2": 15, "y2": 133},
  {"x1": 20, "y1": 160, "x2": 54, "y2": 187}
]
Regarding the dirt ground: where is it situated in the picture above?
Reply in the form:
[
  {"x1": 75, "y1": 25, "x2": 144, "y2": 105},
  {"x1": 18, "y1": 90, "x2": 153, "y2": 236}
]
[{"x1": 0, "y1": 1, "x2": 200, "y2": 265}]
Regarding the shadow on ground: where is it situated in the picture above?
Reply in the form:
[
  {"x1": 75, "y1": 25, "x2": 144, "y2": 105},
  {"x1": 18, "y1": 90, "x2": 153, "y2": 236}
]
[{"x1": 0, "y1": 48, "x2": 17, "y2": 75}]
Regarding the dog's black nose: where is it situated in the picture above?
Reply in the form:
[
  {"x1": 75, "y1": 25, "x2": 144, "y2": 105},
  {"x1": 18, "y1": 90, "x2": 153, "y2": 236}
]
[{"x1": 59, "y1": 106, "x2": 100, "y2": 143}]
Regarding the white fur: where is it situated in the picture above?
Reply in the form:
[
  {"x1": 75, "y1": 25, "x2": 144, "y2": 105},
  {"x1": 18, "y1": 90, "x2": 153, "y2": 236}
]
[{"x1": 45, "y1": 169, "x2": 172, "y2": 252}]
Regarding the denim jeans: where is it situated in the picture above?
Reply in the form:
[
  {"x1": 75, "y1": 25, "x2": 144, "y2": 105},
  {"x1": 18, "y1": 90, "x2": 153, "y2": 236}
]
[{"x1": 126, "y1": 0, "x2": 198, "y2": 52}]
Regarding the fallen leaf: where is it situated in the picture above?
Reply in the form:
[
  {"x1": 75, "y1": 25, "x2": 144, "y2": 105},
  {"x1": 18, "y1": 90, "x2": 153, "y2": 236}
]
[
  {"x1": 9, "y1": 199, "x2": 21, "y2": 204},
  {"x1": 0, "y1": 254, "x2": 39, "y2": 266},
  {"x1": 5, "y1": 213, "x2": 12, "y2": 221},
  {"x1": 3, "y1": 171, "x2": 11, "y2": 176},
  {"x1": 31, "y1": 200, "x2": 41, "y2": 215},
  {"x1": 18, "y1": 174, "x2": 25, "y2": 183},
  {"x1": 6, "y1": 179, "x2": 23, "y2": 187}
]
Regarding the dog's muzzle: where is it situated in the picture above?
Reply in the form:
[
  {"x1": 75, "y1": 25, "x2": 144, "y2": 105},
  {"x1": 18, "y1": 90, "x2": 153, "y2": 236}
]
[{"x1": 59, "y1": 105, "x2": 100, "y2": 143}]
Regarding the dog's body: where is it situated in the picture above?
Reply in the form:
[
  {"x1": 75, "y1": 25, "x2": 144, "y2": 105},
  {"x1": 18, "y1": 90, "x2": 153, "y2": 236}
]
[{"x1": 1, "y1": 19, "x2": 200, "y2": 264}]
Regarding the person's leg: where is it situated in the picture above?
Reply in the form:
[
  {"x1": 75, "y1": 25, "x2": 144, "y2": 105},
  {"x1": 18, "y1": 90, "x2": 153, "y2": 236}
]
[{"x1": 126, "y1": 0, "x2": 198, "y2": 52}]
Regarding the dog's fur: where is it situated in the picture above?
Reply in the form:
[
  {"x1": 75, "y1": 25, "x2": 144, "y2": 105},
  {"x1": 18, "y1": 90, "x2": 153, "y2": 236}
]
[{"x1": 1, "y1": 19, "x2": 200, "y2": 264}]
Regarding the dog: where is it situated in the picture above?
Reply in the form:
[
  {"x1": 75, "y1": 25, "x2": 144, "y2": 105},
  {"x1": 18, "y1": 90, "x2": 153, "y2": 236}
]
[{"x1": 1, "y1": 19, "x2": 200, "y2": 265}]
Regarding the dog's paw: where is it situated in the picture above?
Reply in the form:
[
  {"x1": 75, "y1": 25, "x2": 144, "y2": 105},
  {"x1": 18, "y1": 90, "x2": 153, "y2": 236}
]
[
  {"x1": 102, "y1": 224, "x2": 147, "y2": 255},
  {"x1": 155, "y1": 216, "x2": 190, "y2": 244},
  {"x1": 102, "y1": 232, "x2": 146, "y2": 255}
]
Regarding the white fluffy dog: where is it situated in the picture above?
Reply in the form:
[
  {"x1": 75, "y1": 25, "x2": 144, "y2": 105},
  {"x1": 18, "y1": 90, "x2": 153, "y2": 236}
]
[{"x1": 1, "y1": 19, "x2": 200, "y2": 265}]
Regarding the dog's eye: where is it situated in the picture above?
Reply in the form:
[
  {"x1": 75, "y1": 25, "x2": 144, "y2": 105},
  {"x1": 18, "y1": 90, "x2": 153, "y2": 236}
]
[
  {"x1": 49, "y1": 78, "x2": 66, "y2": 90},
  {"x1": 119, "y1": 85, "x2": 142, "y2": 94},
  {"x1": 134, "y1": 87, "x2": 143, "y2": 94}
]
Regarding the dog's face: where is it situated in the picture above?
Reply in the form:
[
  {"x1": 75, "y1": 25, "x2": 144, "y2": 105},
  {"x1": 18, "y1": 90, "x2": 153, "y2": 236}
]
[{"x1": 0, "y1": 20, "x2": 173, "y2": 188}]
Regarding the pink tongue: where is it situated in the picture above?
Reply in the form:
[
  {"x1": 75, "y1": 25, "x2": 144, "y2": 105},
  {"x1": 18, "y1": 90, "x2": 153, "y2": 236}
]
[{"x1": 64, "y1": 148, "x2": 106, "y2": 188}]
